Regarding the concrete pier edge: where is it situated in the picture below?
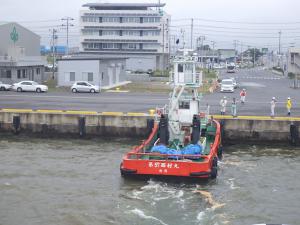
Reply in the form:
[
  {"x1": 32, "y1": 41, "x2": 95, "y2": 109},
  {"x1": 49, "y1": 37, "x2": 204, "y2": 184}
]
[{"x1": 0, "y1": 109, "x2": 299, "y2": 143}]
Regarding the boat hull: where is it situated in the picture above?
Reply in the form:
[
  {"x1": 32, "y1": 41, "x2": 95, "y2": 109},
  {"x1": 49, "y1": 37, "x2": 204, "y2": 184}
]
[{"x1": 120, "y1": 119, "x2": 221, "y2": 180}]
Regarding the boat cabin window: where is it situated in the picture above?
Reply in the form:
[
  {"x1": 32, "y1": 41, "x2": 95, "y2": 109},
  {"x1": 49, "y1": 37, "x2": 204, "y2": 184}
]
[
  {"x1": 179, "y1": 101, "x2": 190, "y2": 109},
  {"x1": 178, "y1": 64, "x2": 184, "y2": 73}
]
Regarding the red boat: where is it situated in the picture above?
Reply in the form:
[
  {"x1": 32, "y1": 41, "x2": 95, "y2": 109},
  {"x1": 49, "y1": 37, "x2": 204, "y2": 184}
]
[
  {"x1": 121, "y1": 56, "x2": 222, "y2": 180},
  {"x1": 121, "y1": 117, "x2": 221, "y2": 180}
]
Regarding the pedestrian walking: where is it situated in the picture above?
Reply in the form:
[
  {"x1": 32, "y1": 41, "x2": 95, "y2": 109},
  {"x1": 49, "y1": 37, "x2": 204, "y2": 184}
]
[
  {"x1": 220, "y1": 96, "x2": 227, "y2": 115},
  {"x1": 231, "y1": 97, "x2": 237, "y2": 117},
  {"x1": 270, "y1": 97, "x2": 276, "y2": 118},
  {"x1": 286, "y1": 97, "x2": 292, "y2": 116},
  {"x1": 240, "y1": 89, "x2": 246, "y2": 104}
]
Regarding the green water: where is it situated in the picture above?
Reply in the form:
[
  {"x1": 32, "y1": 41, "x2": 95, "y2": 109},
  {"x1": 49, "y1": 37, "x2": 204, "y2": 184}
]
[{"x1": 0, "y1": 136, "x2": 299, "y2": 225}]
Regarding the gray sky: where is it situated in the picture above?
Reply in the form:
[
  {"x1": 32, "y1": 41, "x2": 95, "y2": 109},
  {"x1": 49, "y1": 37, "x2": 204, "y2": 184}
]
[{"x1": 1, "y1": 0, "x2": 300, "y2": 51}]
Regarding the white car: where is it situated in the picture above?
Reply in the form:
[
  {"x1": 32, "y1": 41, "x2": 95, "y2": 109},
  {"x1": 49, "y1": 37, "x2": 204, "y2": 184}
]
[
  {"x1": 12, "y1": 81, "x2": 48, "y2": 93},
  {"x1": 220, "y1": 79, "x2": 234, "y2": 93},
  {"x1": 0, "y1": 81, "x2": 12, "y2": 91},
  {"x1": 71, "y1": 81, "x2": 100, "y2": 93},
  {"x1": 230, "y1": 77, "x2": 238, "y2": 89}
]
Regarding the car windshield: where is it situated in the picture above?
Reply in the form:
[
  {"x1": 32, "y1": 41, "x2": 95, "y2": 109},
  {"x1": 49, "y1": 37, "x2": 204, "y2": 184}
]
[{"x1": 222, "y1": 81, "x2": 233, "y2": 85}]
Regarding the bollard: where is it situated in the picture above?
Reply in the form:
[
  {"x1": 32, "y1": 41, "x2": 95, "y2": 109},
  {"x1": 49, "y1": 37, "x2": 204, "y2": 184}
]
[
  {"x1": 191, "y1": 115, "x2": 201, "y2": 144},
  {"x1": 12, "y1": 116, "x2": 20, "y2": 135},
  {"x1": 78, "y1": 117, "x2": 86, "y2": 137},
  {"x1": 290, "y1": 122, "x2": 299, "y2": 146},
  {"x1": 159, "y1": 114, "x2": 169, "y2": 145}
]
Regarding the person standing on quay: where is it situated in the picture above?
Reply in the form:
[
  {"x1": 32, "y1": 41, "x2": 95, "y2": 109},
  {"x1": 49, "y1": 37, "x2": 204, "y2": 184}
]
[
  {"x1": 231, "y1": 97, "x2": 237, "y2": 117},
  {"x1": 220, "y1": 96, "x2": 227, "y2": 115},
  {"x1": 240, "y1": 89, "x2": 246, "y2": 104},
  {"x1": 286, "y1": 97, "x2": 292, "y2": 116},
  {"x1": 270, "y1": 97, "x2": 276, "y2": 118}
]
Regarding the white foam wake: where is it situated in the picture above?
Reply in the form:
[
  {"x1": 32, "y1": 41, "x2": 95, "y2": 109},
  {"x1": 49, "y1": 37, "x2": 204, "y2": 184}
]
[{"x1": 130, "y1": 208, "x2": 168, "y2": 225}]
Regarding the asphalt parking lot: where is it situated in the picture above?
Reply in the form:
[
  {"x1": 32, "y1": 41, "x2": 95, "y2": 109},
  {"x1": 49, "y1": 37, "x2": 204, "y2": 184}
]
[{"x1": 0, "y1": 68, "x2": 299, "y2": 116}]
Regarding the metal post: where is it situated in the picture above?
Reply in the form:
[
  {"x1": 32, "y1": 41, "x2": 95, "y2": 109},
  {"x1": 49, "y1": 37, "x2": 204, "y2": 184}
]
[
  {"x1": 278, "y1": 30, "x2": 282, "y2": 67},
  {"x1": 241, "y1": 42, "x2": 243, "y2": 66},
  {"x1": 253, "y1": 47, "x2": 255, "y2": 68},
  {"x1": 62, "y1": 17, "x2": 74, "y2": 55},
  {"x1": 233, "y1": 40, "x2": 238, "y2": 65},
  {"x1": 211, "y1": 41, "x2": 215, "y2": 69},
  {"x1": 50, "y1": 29, "x2": 57, "y2": 80}
]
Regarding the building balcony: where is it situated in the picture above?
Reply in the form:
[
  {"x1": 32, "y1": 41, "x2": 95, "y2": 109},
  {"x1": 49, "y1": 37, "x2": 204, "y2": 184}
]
[
  {"x1": 80, "y1": 22, "x2": 161, "y2": 29},
  {"x1": 80, "y1": 35, "x2": 161, "y2": 42},
  {"x1": 82, "y1": 48, "x2": 158, "y2": 53}
]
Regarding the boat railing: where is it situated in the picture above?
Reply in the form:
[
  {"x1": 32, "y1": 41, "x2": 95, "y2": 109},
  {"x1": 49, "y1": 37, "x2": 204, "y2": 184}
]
[{"x1": 127, "y1": 152, "x2": 209, "y2": 161}]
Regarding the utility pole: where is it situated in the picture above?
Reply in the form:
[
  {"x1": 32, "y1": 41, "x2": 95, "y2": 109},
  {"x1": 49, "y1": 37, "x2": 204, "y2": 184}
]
[
  {"x1": 190, "y1": 18, "x2": 194, "y2": 49},
  {"x1": 253, "y1": 47, "x2": 256, "y2": 68},
  {"x1": 233, "y1": 40, "x2": 238, "y2": 65},
  {"x1": 197, "y1": 36, "x2": 205, "y2": 68},
  {"x1": 278, "y1": 30, "x2": 282, "y2": 67},
  {"x1": 211, "y1": 41, "x2": 215, "y2": 69},
  {"x1": 50, "y1": 29, "x2": 58, "y2": 79},
  {"x1": 62, "y1": 17, "x2": 74, "y2": 55},
  {"x1": 240, "y1": 42, "x2": 244, "y2": 66}
]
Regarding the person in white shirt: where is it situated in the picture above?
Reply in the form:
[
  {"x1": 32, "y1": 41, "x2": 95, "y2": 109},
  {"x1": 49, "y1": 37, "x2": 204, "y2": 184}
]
[
  {"x1": 270, "y1": 97, "x2": 276, "y2": 118},
  {"x1": 220, "y1": 96, "x2": 227, "y2": 115}
]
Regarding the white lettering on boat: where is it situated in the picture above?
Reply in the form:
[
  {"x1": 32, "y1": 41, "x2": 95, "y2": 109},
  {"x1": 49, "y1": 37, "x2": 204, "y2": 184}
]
[{"x1": 148, "y1": 162, "x2": 180, "y2": 170}]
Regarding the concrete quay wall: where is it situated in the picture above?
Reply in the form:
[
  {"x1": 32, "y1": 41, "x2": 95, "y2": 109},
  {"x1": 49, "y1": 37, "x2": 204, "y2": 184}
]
[
  {"x1": 0, "y1": 110, "x2": 151, "y2": 138},
  {"x1": 220, "y1": 118, "x2": 300, "y2": 143},
  {"x1": 0, "y1": 110, "x2": 299, "y2": 143}
]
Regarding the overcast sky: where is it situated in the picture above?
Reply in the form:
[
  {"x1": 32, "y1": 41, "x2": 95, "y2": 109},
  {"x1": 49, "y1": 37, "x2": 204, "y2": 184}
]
[{"x1": 1, "y1": 0, "x2": 300, "y2": 50}]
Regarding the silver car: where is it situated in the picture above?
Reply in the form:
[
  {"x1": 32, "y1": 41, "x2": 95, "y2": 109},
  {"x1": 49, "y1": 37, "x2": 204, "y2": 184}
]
[
  {"x1": 71, "y1": 81, "x2": 100, "y2": 93},
  {"x1": 0, "y1": 81, "x2": 12, "y2": 91},
  {"x1": 12, "y1": 81, "x2": 48, "y2": 93}
]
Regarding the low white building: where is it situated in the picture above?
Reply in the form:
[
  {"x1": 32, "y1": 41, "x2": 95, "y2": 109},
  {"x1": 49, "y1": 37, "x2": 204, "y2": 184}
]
[{"x1": 57, "y1": 55, "x2": 128, "y2": 89}]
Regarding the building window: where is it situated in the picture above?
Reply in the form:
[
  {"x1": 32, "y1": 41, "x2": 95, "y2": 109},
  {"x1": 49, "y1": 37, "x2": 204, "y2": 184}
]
[
  {"x1": 179, "y1": 101, "x2": 190, "y2": 109},
  {"x1": 82, "y1": 16, "x2": 97, "y2": 22},
  {"x1": 88, "y1": 73, "x2": 93, "y2": 82},
  {"x1": 102, "y1": 43, "x2": 120, "y2": 49},
  {"x1": 36, "y1": 68, "x2": 40, "y2": 75},
  {"x1": 102, "y1": 17, "x2": 120, "y2": 23},
  {"x1": 0, "y1": 70, "x2": 11, "y2": 78},
  {"x1": 122, "y1": 30, "x2": 140, "y2": 36},
  {"x1": 122, "y1": 17, "x2": 140, "y2": 23},
  {"x1": 22, "y1": 69, "x2": 26, "y2": 78},
  {"x1": 82, "y1": 29, "x2": 97, "y2": 36},
  {"x1": 17, "y1": 70, "x2": 21, "y2": 79},
  {"x1": 143, "y1": 30, "x2": 160, "y2": 36},
  {"x1": 143, "y1": 17, "x2": 160, "y2": 23},
  {"x1": 70, "y1": 72, "x2": 75, "y2": 81},
  {"x1": 102, "y1": 30, "x2": 120, "y2": 36}
]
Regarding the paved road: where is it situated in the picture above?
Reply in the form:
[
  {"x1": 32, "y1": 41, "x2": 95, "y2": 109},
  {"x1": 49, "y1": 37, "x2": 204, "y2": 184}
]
[
  {"x1": 0, "y1": 68, "x2": 299, "y2": 116},
  {"x1": 203, "y1": 68, "x2": 300, "y2": 116}
]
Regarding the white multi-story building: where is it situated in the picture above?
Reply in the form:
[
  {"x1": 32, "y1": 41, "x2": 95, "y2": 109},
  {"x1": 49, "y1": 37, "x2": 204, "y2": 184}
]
[{"x1": 79, "y1": 2, "x2": 170, "y2": 71}]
